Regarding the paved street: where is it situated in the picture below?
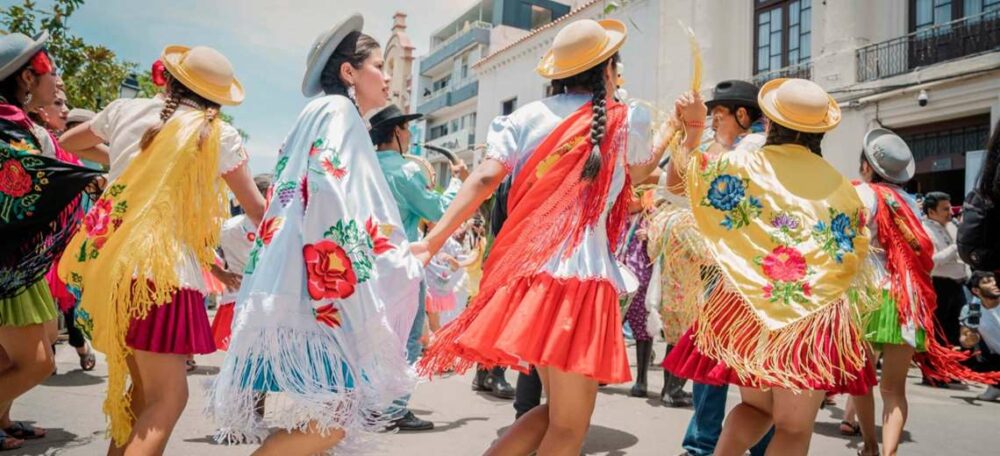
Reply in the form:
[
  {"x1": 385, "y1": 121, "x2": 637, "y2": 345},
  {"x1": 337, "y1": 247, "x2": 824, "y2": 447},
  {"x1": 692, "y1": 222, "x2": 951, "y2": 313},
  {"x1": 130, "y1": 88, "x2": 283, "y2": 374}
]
[{"x1": 12, "y1": 337, "x2": 1000, "y2": 455}]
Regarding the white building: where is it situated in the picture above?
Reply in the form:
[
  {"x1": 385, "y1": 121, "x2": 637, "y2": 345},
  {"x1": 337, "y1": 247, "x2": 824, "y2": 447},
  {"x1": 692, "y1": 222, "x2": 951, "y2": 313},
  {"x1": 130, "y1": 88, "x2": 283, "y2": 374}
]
[{"x1": 472, "y1": 0, "x2": 1000, "y2": 202}]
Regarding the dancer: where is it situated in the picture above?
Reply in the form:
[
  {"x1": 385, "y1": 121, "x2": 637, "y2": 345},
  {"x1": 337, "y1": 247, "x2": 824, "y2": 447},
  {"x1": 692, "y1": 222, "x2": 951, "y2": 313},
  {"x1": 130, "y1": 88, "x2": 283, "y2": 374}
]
[
  {"x1": 209, "y1": 15, "x2": 422, "y2": 455},
  {"x1": 58, "y1": 45, "x2": 265, "y2": 455},
  {"x1": 849, "y1": 128, "x2": 1000, "y2": 456},
  {"x1": 662, "y1": 78, "x2": 880, "y2": 456},
  {"x1": 424, "y1": 227, "x2": 470, "y2": 333},
  {"x1": 0, "y1": 31, "x2": 102, "y2": 452},
  {"x1": 414, "y1": 19, "x2": 674, "y2": 454}
]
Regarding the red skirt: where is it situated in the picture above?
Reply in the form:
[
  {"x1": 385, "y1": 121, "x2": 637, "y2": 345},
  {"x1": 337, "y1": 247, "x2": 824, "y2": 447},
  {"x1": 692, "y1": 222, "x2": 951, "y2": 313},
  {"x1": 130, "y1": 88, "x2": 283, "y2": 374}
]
[
  {"x1": 419, "y1": 273, "x2": 631, "y2": 384},
  {"x1": 125, "y1": 287, "x2": 215, "y2": 355},
  {"x1": 664, "y1": 326, "x2": 876, "y2": 395}
]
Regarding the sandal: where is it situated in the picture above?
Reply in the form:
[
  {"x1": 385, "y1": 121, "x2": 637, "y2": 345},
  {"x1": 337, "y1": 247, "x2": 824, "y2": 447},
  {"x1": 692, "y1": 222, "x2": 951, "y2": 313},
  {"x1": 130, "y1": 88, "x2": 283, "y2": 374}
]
[
  {"x1": 0, "y1": 431, "x2": 23, "y2": 452},
  {"x1": 186, "y1": 359, "x2": 197, "y2": 372},
  {"x1": 839, "y1": 420, "x2": 861, "y2": 436},
  {"x1": 2, "y1": 421, "x2": 46, "y2": 440},
  {"x1": 79, "y1": 349, "x2": 96, "y2": 371}
]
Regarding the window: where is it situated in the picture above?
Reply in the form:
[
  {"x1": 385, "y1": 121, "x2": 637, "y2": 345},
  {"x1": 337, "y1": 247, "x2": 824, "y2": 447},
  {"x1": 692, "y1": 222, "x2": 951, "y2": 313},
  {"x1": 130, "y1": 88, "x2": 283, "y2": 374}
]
[
  {"x1": 460, "y1": 55, "x2": 469, "y2": 80},
  {"x1": 531, "y1": 5, "x2": 554, "y2": 28},
  {"x1": 432, "y1": 76, "x2": 451, "y2": 92},
  {"x1": 450, "y1": 119, "x2": 460, "y2": 133},
  {"x1": 502, "y1": 97, "x2": 517, "y2": 116},
  {"x1": 429, "y1": 124, "x2": 448, "y2": 140},
  {"x1": 754, "y1": 0, "x2": 812, "y2": 74},
  {"x1": 910, "y1": 0, "x2": 1000, "y2": 32}
]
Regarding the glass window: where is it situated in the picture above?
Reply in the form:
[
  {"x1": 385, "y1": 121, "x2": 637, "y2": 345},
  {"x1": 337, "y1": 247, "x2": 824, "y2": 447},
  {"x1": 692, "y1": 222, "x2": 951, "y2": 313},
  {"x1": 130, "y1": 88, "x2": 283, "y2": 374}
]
[{"x1": 754, "y1": 0, "x2": 811, "y2": 74}]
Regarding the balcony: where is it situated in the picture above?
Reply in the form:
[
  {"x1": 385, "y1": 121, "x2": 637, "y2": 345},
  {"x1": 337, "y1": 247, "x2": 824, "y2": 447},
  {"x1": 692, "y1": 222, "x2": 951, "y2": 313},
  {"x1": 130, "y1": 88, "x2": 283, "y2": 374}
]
[
  {"x1": 751, "y1": 61, "x2": 813, "y2": 87},
  {"x1": 420, "y1": 21, "x2": 492, "y2": 75},
  {"x1": 856, "y1": 9, "x2": 1000, "y2": 82},
  {"x1": 427, "y1": 128, "x2": 475, "y2": 153},
  {"x1": 416, "y1": 80, "x2": 479, "y2": 115}
]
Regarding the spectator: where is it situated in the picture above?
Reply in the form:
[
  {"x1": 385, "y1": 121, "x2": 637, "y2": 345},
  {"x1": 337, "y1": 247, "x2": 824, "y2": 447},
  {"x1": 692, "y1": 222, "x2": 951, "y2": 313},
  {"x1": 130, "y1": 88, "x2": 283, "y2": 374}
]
[
  {"x1": 958, "y1": 119, "x2": 1000, "y2": 271},
  {"x1": 963, "y1": 271, "x2": 1000, "y2": 401},
  {"x1": 923, "y1": 191, "x2": 968, "y2": 347}
]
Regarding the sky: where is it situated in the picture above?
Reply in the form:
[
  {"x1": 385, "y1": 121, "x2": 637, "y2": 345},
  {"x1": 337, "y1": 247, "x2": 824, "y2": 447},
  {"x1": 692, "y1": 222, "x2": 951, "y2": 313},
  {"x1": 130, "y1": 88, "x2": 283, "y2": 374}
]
[{"x1": 37, "y1": 0, "x2": 481, "y2": 173}]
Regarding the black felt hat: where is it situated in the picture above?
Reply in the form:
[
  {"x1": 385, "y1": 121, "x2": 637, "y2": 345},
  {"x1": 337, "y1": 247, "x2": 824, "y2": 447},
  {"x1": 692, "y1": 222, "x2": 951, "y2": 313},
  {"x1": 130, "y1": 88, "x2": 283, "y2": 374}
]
[
  {"x1": 368, "y1": 104, "x2": 422, "y2": 141},
  {"x1": 705, "y1": 80, "x2": 760, "y2": 110}
]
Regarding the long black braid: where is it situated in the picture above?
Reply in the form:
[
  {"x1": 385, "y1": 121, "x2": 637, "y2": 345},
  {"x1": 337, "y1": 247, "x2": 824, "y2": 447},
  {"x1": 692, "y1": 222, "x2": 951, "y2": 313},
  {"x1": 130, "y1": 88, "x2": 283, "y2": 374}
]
[{"x1": 552, "y1": 54, "x2": 617, "y2": 181}]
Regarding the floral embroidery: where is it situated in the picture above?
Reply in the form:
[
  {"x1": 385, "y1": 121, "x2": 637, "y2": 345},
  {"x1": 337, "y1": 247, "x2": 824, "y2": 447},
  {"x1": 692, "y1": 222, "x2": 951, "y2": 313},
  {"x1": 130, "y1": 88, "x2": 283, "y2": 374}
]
[
  {"x1": 755, "y1": 245, "x2": 813, "y2": 304},
  {"x1": 535, "y1": 136, "x2": 585, "y2": 179},
  {"x1": 77, "y1": 184, "x2": 128, "y2": 261},
  {"x1": 813, "y1": 208, "x2": 859, "y2": 263},
  {"x1": 313, "y1": 303, "x2": 342, "y2": 328},
  {"x1": 8, "y1": 138, "x2": 38, "y2": 154},
  {"x1": 0, "y1": 159, "x2": 32, "y2": 197},
  {"x1": 303, "y1": 240, "x2": 357, "y2": 300},
  {"x1": 0, "y1": 151, "x2": 50, "y2": 222},
  {"x1": 273, "y1": 156, "x2": 289, "y2": 180},
  {"x1": 258, "y1": 216, "x2": 284, "y2": 246},
  {"x1": 699, "y1": 159, "x2": 762, "y2": 230},
  {"x1": 274, "y1": 181, "x2": 297, "y2": 207},
  {"x1": 308, "y1": 138, "x2": 347, "y2": 179},
  {"x1": 300, "y1": 176, "x2": 310, "y2": 209},
  {"x1": 365, "y1": 217, "x2": 394, "y2": 255}
]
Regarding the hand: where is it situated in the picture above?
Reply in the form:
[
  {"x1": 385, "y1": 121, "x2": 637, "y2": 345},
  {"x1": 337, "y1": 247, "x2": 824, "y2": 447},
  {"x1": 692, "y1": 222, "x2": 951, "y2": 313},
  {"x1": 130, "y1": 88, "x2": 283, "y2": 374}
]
[
  {"x1": 451, "y1": 160, "x2": 470, "y2": 180},
  {"x1": 445, "y1": 255, "x2": 461, "y2": 270},
  {"x1": 210, "y1": 265, "x2": 242, "y2": 292},
  {"x1": 410, "y1": 241, "x2": 434, "y2": 266},
  {"x1": 675, "y1": 90, "x2": 707, "y2": 126}
]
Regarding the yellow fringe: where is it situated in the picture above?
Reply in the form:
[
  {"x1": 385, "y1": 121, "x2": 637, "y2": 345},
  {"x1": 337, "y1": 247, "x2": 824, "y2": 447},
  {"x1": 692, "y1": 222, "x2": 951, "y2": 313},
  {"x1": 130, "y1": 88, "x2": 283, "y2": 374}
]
[{"x1": 58, "y1": 111, "x2": 229, "y2": 444}]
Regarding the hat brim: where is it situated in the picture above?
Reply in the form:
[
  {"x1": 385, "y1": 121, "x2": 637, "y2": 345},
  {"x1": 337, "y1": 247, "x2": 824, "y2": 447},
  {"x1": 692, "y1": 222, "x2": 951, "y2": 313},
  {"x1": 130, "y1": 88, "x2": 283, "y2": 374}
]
[
  {"x1": 162, "y1": 46, "x2": 245, "y2": 106},
  {"x1": 371, "y1": 113, "x2": 423, "y2": 132},
  {"x1": 863, "y1": 128, "x2": 916, "y2": 184},
  {"x1": 758, "y1": 78, "x2": 841, "y2": 133},
  {"x1": 302, "y1": 14, "x2": 364, "y2": 97},
  {"x1": 0, "y1": 31, "x2": 50, "y2": 81},
  {"x1": 536, "y1": 19, "x2": 627, "y2": 80}
]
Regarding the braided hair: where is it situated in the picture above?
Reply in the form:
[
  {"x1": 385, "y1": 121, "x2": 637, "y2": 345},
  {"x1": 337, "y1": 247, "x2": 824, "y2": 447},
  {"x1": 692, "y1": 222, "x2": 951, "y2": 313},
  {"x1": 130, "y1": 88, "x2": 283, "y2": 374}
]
[
  {"x1": 552, "y1": 54, "x2": 618, "y2": 181},
  {"x1": 319, "y1": 32, "x2": 380, "y2": 114},
  {"x1": 138, "y1": 73, "x2": 221, "y2": 151},
  {"x1": 764, "y1": 122, "x2": 824, "y2": 156}
]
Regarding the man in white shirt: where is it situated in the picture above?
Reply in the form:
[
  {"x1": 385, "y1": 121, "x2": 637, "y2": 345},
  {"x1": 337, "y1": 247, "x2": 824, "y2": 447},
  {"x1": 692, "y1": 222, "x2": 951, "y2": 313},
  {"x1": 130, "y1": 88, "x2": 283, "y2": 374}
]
[
  {"x1": 922, "y1": 191, "x2": 968, "y2": 347},
  {"x1": 965, "y1": 271, "x2": 1000, "y2": 401}
]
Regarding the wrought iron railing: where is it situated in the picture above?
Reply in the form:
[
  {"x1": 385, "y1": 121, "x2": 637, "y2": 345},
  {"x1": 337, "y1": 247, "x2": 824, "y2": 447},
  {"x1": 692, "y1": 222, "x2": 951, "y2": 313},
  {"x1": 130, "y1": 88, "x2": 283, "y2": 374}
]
[
  {"x1": 751, "y1": 61, "x2": 813, "y2": 86},
  {"x1": 856, "y1": 9, "x2": 1000, "y2": 82},
  {"x1": 429, "y1": 20, "x2": 493, "y2": 54}
]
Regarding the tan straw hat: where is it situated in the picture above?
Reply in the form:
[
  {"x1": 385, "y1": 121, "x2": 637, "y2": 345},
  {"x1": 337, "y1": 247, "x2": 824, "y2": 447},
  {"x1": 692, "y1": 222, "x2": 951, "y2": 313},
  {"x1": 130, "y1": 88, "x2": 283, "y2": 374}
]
[
  {"x1": 758, "y1": 78, "x2": 840, "y2": 133},
  {"x1": 536, "y1": 19, "x2": 627, "y2": 80},
  {"x1": 161, "y1": 45, "x2": 244, "y2": 106}
]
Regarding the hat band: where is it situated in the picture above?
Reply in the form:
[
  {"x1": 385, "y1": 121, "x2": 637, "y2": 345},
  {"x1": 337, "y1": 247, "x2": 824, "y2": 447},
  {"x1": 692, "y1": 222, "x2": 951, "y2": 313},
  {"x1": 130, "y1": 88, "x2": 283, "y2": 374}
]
[
  {"x1": 773, "y1": 97, "x2": 826, "y2": 125},
  {"x1": 554, "y1": 34, "x2": 611, "y2": 69}
]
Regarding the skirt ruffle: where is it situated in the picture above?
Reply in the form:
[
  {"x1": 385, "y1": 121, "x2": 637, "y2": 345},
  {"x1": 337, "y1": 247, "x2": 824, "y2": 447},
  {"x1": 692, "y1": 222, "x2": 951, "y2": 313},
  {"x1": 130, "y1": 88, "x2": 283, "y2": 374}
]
[
  {"x1": 425, "y1": 292, "x2": 456, "y2": 313},
  {"x1": 864, "y1": 289, "x2": 927, "y2": 352},
  {"x1": 125, "y1": 287, "x2": 215, "y2": 355},
  {"x1": 419, "y1": 273, "x2": 631, "y2": 384},
  {"x1": 0, "y1": 278, "x2": 57, "y2": 327}
]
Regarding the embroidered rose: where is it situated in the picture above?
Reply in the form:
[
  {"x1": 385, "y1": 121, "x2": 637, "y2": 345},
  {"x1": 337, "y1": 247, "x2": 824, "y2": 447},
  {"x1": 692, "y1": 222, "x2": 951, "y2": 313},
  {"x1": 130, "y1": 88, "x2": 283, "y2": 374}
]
[
  {"x1": 365, "y1": 217, "x2": 394, "y2": 255},
  {"x1": 706, "y1": 174, "x2": 745, "y2": 211},
  {"x1": 84, "y1": 199, "x2": 113, "y2": 238},
  {"x1": 761, "y1": 245, "x2": 807, "y2": 282},
  {"x1": 0, "y1": 159, "x2": 32, "y2": 197},
  {"x1": 303, "y1": 240, "x2": 357, "y2": 300},
  {"x1": 314, "y1": 303, "x2": 342, "y2": 328},
  {"x1": 258, "y1": 217, "x2": 284, "y2": 246}
]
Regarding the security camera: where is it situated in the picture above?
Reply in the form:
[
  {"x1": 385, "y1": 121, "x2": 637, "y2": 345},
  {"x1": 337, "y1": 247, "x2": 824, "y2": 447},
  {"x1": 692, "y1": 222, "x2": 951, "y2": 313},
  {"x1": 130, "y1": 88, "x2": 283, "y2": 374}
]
[{"x1": 917, "y1": 89, "x2": 928, "y2": 107}]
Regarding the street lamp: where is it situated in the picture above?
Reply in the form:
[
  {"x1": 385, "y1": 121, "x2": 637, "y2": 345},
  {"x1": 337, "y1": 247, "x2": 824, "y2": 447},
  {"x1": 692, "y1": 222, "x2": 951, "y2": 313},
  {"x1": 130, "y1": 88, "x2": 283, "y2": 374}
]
[{"x1": 119, "y1": 73, "x2": 140, "y2": 99}]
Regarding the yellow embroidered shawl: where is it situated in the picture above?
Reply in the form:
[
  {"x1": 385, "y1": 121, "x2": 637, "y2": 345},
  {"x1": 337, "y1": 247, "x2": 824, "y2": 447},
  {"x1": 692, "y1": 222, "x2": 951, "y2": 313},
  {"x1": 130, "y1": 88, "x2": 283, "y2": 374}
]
[{"x1": 58, "y1": 111, "x2": 229, "y2": 444}]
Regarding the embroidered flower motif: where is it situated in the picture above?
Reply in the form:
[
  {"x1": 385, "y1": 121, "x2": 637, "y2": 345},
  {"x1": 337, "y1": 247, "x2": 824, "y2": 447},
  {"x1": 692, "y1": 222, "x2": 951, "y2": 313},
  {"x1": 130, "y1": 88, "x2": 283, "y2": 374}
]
[
  {"x1": 706, "y1": 174, "x2": 745, "y2": 211},
  {"x1": 761, "y1": 245, "x2": 807, "y2": 282},
  {"x1": 365, "y1": 217, "x2": 394, "y2": 255},
  {"x1": 8, "y1": 139, "x2": 37, "y2": 154},
  {"x1": 258, "y1": 216, "x2": 284, "y2": 246},
  {"x1": 770, "y1": 212, "x2": 800, "y2": 230},
  {"x1": 83, "y1": 199, "x2": 113, "y2": 238},
  {"x1": 0, "y1": 159, "x2": 32, "y2": 197},
  {"x1": 313, "y1": 303, "x2": 342, "y2": 328},
  {"x1": 831, "y1": 213, "x2": 856, "y2": 252},
  {"x1": 300, "y1": 176, "x2": 310, "y2": 209},
  {"x1": 274, "y1": 181, "x2": 297, "y2": 207},
  {"x1": 813, "y1": 208, "x2": 859, "y2": 263},
  {"x1": 303, "y1": 240, "x2": 357, "y2": 300},
  {"x1": 309, "y1": 138, "x2": 325, "y2": 157},
  {"x1": 320, "y1": 153, "x2": 347, "y2": 179},
  {"x1": 699, "y1": 160, "x2": 762, "y2": 230}
]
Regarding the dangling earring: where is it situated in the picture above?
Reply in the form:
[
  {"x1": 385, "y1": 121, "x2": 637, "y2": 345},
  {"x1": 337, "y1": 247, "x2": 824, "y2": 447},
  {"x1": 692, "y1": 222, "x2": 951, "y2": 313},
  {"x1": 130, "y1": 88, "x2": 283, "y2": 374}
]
[
  {"x1": 23, "y1": 92, "x2": 32, "y2": 107},
  {"x1": 347, "y1": 85, "x2": 357, "y2": 102}
]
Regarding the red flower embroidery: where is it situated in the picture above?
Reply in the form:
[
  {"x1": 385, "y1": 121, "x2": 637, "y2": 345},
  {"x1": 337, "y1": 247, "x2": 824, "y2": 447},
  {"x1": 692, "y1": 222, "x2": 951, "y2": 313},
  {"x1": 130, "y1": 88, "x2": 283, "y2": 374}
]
[
  {"x1": 300, "y1": 176, "x2": 309, "y2": 209},
  {"x1": 246, "y1": 232, "x2": 256, "y2": 242},
  {"x1": 258, "y1": 217, "x2": 284, "y2": 246},
  {"x1": 93, "y1": 236, "x2": 108, "y2": 249},
  {"x1": 763, "y1": 283, "x2": 773, "y2": 298},
  {"x1": 0, "y1": 159, "x2": 32, "y2": 197},
  {"x1": 365, "y1": 217, "x2": 394, "y2": 255},
  {"x1": 314, "y1": 303, "x2": 342, "y2": 328},
  {"x1": 761, "y1": 245, "x2": 807, "y2": 282},
  {"x1": 321, "y1": 156, "x2": 347, "y2": 179},
  {"x1": 801, "y1": 282, "x2": 812, "y2": 297},
  {"x1": 699, "y1": 154, "x2": 709, "y2": 172},
  {"x1": 303, "y1": 240, "x2": 357, "y2": 300},
  {"x1": 83, "y1": 199, "x2": 113, "y2": 238}
]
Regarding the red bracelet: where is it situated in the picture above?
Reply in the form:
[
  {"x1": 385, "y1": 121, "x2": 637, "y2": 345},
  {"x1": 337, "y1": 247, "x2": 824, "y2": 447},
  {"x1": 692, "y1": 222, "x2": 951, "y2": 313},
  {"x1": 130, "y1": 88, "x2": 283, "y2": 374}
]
[{"x1": 685, "y1": 120, "x2": 706, "y2": 128}]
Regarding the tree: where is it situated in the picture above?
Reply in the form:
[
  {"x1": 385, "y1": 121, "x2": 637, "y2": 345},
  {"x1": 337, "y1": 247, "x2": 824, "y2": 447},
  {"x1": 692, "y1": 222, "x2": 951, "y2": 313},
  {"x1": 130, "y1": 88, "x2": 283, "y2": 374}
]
[{"x1": 1, "y1": 0, "x2": 135, "y2": 111}]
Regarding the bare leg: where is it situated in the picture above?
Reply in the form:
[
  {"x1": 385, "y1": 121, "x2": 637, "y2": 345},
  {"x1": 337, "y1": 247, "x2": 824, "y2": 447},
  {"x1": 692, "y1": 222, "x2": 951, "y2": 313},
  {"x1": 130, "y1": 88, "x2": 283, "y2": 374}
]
[
  {"x1": 122, "y1": 350, "x2": 188, "y2": 456},
  {"x1": 764, "y1": 389, "x2": 824, "y2": 456},
  {"x1": 716, "y1": 387, "x2": 774, "y2": 456},
  {"x1": 879, "y1": 344, "x2": 915, "y2": 456},
  {"x1": 534, "y1": 367, "x2": 598, "y2": 456},
  {"x1": 0, "y1": 324, "x2": 56, "y2": 404},
  {"x1": 485, "y1": 367, "x2": 552, "y2": 455},
  {"x1": 108, "y1": 355, "x2": 144, "y2": 456},
  {"x1": 427, "y1": 311, "x2": 441, "y2": 333},
  {"x1": 252, "y1": 422, "x2": 344, "y2": 456},
  {"x1": 853, "y1": 390, "x2": 878, "y2": 454}
]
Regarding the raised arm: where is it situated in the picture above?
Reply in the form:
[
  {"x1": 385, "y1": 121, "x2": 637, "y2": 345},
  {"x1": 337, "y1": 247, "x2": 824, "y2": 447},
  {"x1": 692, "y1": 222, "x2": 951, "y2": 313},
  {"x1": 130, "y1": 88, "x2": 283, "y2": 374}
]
[{"x1": 59, "y1": 121, "x2": 110, "y2": 165}]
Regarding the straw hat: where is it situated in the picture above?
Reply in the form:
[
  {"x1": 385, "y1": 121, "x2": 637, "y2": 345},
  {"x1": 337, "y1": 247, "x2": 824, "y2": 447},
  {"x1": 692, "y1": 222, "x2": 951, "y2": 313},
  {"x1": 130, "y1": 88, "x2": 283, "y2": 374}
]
[
  {"x1": 537, "y1": 19, "x2": 627, "y2": 80},
  {"x1": 161, "y1": 45, "x2": 244, "y2": 106},
  {"x1": 757, "y1": 78, "x2": 840, "y2": 133},
  {"x1": 302, "y1": 14, "x2": 364, "y2": 97},
  {"x1": 863, "y1": 127, "x2": 915, "y2": 184},
  {"x1": 0, "y1": 31, "x2": 49, "y2": 81}
]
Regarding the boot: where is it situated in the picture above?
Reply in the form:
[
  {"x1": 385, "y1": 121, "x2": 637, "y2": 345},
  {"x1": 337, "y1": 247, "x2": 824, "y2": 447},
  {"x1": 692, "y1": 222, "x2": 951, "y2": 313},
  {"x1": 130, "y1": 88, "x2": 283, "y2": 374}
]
[
  {"x1": 661, "y1": 371, "x2": 692, "y2": 407},
  {"x1": 629, "y1": 340, "x2": 652, "y2": 397},
  {"x1": 484, "y1": 366, "x2": 516, "y2": 399},
  {"x1": 471, "y1": 365, "x2": 490, "y2": 391}
]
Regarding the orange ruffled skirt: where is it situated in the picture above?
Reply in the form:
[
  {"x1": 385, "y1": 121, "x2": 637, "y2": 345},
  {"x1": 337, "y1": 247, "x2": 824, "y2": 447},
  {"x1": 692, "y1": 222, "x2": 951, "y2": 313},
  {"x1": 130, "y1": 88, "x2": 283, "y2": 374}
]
[{"x1": 418, "y1": 272, "x2": 631, "y2": 384}]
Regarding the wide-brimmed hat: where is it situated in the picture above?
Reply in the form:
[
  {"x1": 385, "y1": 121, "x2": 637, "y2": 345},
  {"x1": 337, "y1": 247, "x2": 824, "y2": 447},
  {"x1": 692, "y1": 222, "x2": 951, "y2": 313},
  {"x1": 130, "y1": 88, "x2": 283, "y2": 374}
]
[
  {"x1": 758, "y1": 78, "x2": 840, "y2": 133},
  {"x1": 161, "y1": 45, "x2": 244, "y2": 106},
  {"x1": 368, "y1": 104, "x2": 421, "y2": 133},
  {"x1": 706, "y1": 80, "x2": 759, "y2": 110},
  {"x1": 0, "y1": 31, "x2": 49, "y2": 81},
  {"x1": 863, "y1": 127, "x2": 914, "y2": 184},
  {"x1": 537, "y1": 19, "x2": 626, "y2": 80},
  {"x1": 67, "y1": 108, "x2": 96, "y2": 124},
  {"x1": 302, "y1": 14, "x2": 364, "y2": 97}
]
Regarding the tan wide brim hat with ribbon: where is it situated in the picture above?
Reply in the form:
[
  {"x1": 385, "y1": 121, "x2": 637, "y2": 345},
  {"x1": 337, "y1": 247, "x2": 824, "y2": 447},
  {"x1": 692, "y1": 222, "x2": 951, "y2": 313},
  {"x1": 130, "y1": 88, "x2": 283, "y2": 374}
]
[
  {"x1": 758, "y1": 78, "x2": 840, "y2": 133},
  {"x1": 537, "y1": 19, "x2": 627, "y2": 80},
  {"x1": 161, "y1": 45, "x2": 244, "y2": 106}
]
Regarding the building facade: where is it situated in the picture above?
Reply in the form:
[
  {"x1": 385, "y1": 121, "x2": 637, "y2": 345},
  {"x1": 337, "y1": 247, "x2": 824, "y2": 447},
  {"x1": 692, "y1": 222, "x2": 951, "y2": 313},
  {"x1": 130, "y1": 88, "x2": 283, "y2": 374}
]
[
  {"x1": 384, "y1": 12, "x2": 416, "y2": 114},
  {"x1": 469, "y1": 0, "x2": 1000, "y2": 202}
]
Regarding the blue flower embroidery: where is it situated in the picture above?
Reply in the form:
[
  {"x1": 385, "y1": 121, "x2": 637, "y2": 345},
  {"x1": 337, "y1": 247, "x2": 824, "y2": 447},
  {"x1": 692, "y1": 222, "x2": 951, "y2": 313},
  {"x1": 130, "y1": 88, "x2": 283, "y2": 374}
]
[
  {"x1": 831, "y1": 213, "x2": 856, "y2": 253},
  {"x1": 813, "y1": 209, "x2": 858, "y2": 263},
  {"x1": 707, "y1": 174, "x2": 745, "y2": 211}
]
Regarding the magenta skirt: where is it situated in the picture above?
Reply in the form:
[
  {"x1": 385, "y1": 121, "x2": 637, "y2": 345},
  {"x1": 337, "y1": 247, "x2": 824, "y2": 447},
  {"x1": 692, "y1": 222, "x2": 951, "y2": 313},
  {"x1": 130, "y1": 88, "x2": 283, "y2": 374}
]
[{"x1": 125, "y1": 287, "x2": 215, "y2": 355}]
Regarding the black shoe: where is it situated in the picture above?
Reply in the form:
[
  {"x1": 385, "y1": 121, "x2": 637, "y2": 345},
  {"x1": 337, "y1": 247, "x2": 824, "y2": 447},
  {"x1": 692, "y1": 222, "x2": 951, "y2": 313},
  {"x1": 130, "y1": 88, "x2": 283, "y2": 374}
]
[
  {"x1": 483, "y1": 367, "x2": 516, "y2": 399},
  {"x1": 630, "y1": 340, "x2": 652, "y2": 397},
  {"x1": 390, "y1": 411, "x2": 434, "y2": 432},
  {"x1": 472, "y1": 367, "x2": 490, "y2": 391}
]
